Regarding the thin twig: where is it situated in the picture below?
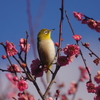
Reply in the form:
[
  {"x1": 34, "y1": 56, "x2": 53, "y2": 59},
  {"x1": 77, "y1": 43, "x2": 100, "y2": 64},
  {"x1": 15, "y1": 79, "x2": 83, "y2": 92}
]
[
  {"x1": 43, "y1": 0, "x2": 64, "y2": 99},
  {"x1": 0, "y1": 43, "x2": 17, "y2": 76},
  {"x1": 32, "y1": 80, "x2": 44, "y2": 100},
  {"x1": 65, "y1": 11, "x2": 92, "y2": 100},
  {"x1": 25, "y1": 31, "x2": 29, "y2": 63},
  {"x1": 65, "y1": 11, "x2": 75, "y2": 35},
  {"x1": 65, "y1": 11, "x2": 92, "y2": 82},
  {"x1": 81, "y1": 42, "x2": 100, "y2": 59},
  {"x1": 71, "y1": 72, "x2": 82, "y2": 100},
  {"x1": 58, "y1": 0, "x2": 64, "y2": 57}
]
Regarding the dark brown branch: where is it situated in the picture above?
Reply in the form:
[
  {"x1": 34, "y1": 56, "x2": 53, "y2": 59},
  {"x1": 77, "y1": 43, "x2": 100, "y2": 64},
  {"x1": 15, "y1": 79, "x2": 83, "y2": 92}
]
[
  {"x1": 43, "y1": 0, "x2": 64, "y2": 99},
  {"x1": 32, "y1": 80, "x2": 44, "y2": 100},
  {"x1": 58, "y1": 0, "x2": 64, "y2": 57},
  {"x1": 13, "y1": 55, "x2": 44, "y2": 99},
  {"x1": 25, "y1": 31, "x2": 29, "y2": 63},
  {"x1": 65, "y1": 11, "x2": 75, "y2": 35},
  {"x1": 81, "y1": 42, "x2": 100, "y2": 59}
]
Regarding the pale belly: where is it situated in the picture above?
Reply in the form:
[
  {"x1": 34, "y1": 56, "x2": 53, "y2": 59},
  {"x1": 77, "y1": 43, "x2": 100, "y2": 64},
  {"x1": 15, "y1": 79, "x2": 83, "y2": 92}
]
[{"x1": 38, "y1": 39, "x2": 55, "y2": 66}]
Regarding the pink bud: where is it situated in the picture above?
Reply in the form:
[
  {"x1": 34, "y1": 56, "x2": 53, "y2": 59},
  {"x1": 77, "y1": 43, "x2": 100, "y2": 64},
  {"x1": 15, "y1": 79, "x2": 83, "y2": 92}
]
[{"x1": 2, "y1": 55, "x2": 7, "y2": 59}]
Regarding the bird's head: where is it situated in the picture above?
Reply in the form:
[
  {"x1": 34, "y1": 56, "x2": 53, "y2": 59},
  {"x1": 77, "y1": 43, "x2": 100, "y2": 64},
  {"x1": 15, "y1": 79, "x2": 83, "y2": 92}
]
[{"x1": 37, "y1": 29, "x2": 55, "y2": 41}]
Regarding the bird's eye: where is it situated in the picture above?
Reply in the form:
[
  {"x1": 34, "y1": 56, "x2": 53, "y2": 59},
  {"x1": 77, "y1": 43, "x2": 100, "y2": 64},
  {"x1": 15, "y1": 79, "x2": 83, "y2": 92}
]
[{"x1": 44, "y1": 30, "x2": 48, "y2": 34}]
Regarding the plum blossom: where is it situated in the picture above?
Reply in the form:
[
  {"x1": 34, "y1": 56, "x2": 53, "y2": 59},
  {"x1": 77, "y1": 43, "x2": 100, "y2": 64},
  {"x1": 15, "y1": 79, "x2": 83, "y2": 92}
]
[
  {"x1": 19, "y1": 38, "x2": 30, "y2": 53},
  {"x1": 68, "y1": 81, "x2": 77, "y2": 95},
  {"x1": 57, "y1": 56, "x2": 74, "y2": 66},
  {"x1": 6, "y1": 41, "x2": 18, "y2": 56},
  {"x1": 57, "y1": 83, "x2": 65, "y2": 88},
  {"x1": 2, "y1": 55, "x2": 7, "y2": 59},
  {"x1": 94, "y1": 85, "x2": 100, "y2": 100},
  {"x1": 73, "y1": 11, "x2": 84, "y2": 21},
  {"x1": 79, "y1": 66, "x2": 89, "y2": 81},
  {"x1": 13, "y1": 76, "x2": 19, "y2": 81},
  {"x1": 17, "y1": 80, "x2": 28, "y2": 91},
  {"x1": 8, "y1": 91, "x2": 17, "y2": 100},
  {"x1": 86, "y1": 82, "x2": 96, "y2": 93},
  {"x1": 83, "y1": 43, "x2": 90, "y2": 47},
  {"x1": 74, "y1": 11, "x2": 100, "y2": 33},
  {"x1": 57, "y1": 56, "x2": 68, "y2": 66},
  {"x1": 8, "y1": 64, "x2": 22, "y2": 73},
  {"x1": 73, "y1": 34, "x2": 82, "y2": 41},
  {"x1": 30, "y1": 58, "x2": 43, "y2": 78},
  {"x1": 55, "y1": 42, "x2": 59, "y2": 47},
  {"x1": 18, "y1": 92, "x2": 35, "y2": 100},
  {"x1": 61, "y1": 95, "x2": 68, "y2": 100},
  {"x1": 47, "y1": 97, "x2": 54, "y2": 100},
  {"x1": 87, "y1": 19, "x2": 97, "y2": 29},
  {"x1": 6, "y1": 73, "x2": 16, "y2": 84},
  {"x1": 95, "y1": 21, "x2": 100, "y2": 33},
  {"x1": 63, "y1": 44, "x2": 80, "y2": 57},
  {"x1": 93, "y1": 58, "x2": 100, "y2": 66},
  {"x1": 82, "y1": 19, "x2": 88, "y2": 24},
  {"x1": 21, "y1": 63, "x2": 27, "y2": 68},
  {"x1": 94, "y1": 71, "x2": 100, "y2": 84}
]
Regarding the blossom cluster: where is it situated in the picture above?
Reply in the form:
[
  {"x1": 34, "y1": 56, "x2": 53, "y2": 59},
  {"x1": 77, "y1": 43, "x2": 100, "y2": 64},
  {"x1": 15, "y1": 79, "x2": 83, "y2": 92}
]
[
  {"x1": 55, "y1": 34, "x2": 82, "y2": 67},
  {"x1": 1, "y1": 38, "x2": 32, "y2": 99},
  {"x1": 73, "y1": 11, "x2": 100, "y2": 33},
  {"x1": 86, "y1": 71, "x2": 100, "y2": 100},
  {"x1": 0, "y1": 11, "x2": 100, "y2": 100}
]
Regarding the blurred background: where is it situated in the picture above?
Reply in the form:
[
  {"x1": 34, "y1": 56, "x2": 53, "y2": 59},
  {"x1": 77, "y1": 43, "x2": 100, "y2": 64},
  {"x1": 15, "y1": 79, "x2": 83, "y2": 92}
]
[{"x1": 0, "y1": 0, "x2": 100, "y2": 100}]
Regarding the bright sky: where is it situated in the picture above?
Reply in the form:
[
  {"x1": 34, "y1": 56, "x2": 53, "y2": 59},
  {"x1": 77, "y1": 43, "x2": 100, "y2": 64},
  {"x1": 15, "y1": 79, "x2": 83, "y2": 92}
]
[{"x1": 0, "y1": 0, "x2": 100, "y2": 100}]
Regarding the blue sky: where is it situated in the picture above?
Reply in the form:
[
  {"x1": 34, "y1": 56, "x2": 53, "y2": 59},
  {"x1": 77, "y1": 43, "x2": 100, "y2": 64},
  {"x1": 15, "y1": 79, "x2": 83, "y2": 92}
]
[{"x1": 0, "y1": 0, "x2": 100, "y2": 100}]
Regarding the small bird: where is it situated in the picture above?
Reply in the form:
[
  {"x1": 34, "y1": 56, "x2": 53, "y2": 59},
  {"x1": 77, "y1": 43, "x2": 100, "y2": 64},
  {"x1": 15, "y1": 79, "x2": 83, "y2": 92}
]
[{"x1": 37, "y1": 29, "x2": 55, "y2": 83}]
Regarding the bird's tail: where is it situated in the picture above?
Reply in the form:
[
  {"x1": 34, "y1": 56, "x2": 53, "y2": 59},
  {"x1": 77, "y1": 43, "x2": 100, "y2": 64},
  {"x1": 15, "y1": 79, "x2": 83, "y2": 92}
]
[{"x1": 46, "y1": 65, "x2": 52, "y2": 83}]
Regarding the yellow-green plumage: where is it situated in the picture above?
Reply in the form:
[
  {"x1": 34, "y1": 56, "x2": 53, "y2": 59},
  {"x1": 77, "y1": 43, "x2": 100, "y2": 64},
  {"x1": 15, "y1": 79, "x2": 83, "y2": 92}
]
[{"x1": 37, "y1": 29, "x2": 55, "y2": 83}]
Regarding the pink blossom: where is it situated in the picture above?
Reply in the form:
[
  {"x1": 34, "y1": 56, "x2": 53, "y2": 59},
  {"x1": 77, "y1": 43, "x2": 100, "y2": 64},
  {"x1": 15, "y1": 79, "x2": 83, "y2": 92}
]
[
  {"x1": 86, "y1": 82, "x2": 96, "y2": 93},
  {"x1": 57, "y1": 56, "x2": 74, "y2": 66},
  {"x1": 57, "y1": 83, "x2": 65, "y2": 88},
  {"x1": 19, "y1": 38, "x2": 30, "y2": 53},
  {"x1": 93, "y1": 58, "x2": 100, "y2": 66},
  {"x1": 8, "y1": 64, "x2": 22, "y2": 73},
  {"x1": 6, "y1": 41, "x2": 18, "y2": 56},
  {"x1": 18, "y1": 92, "x2": 35, "y2": 100},
  {"x1": 6, "y1": 73, "x2": 16, "y2": 84},
  {"x1": 94, "y1": 71, "x2": 100, "y2": 84},
  {"x1": 87, "y1": 19, "x2": 97, "y2": 29},
  {"x1": 21, "y1": 63, "x2": 27, "y2": 68},
  {"x1": 17, "y1": 80, "x2": 28, "y2": 91},
  {"x1": 68, "y1": 81, "x2": 77, "y2": 95},
  {"x1": 82, "y1": 19, "x2": 88, "y2": 24},
  {"x1": 84, "y1": 43, "x2": 90, "y2": 47},
  {"x1": 47, "y1": 97, "x2": 54, "y2": 100},
  {"x1": 2, "y1": 55, "x2": 7, "y2": 59},
  {"x1": 63, "y1": 44, "x2": 80, "y2": 57},
  {"x1": 94, "y1": 85, "x2": 100, "y2": 100},
  {"x1": 8, "y1": 91, "x2": 17, "y2": 100},
  {"x1": 55, "y1": 42, "x2": 59, "y2": 47},
  {"x1": 79, "y1": 66, "x2": 89, "y2": 81},
  {"x1": 30, "y1": 58, "x2": 43, "y2": 78},
  {"x1": 13, "y1": 76, "x2": 19, "y2": 81},
  {"x1": 73, "y1": 35, "x2": 82, "y2": 41},
  {"x1": 57, "y1": 56, "x2": 68, "y2": 66},
  {"x1": 73, "y1": 11, "x2": 84, "y2": 21},
  {"x1": 95, "y1": 21, "x2": 100, "y2": 33},
  {"x1": 61, "y1": 95, "x2": 68, "y2": 100}
]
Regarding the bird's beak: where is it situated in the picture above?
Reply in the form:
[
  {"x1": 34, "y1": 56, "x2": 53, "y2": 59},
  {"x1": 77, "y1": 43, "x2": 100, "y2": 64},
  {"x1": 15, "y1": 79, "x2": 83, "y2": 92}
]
[{"x1": 50, "y1": 29, "x2": 55, "y2": 32}]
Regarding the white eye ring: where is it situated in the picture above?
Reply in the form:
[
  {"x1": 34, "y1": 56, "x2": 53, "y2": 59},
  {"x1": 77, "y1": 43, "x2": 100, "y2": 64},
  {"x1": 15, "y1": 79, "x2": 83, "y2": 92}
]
[{"x1": 44, "y1": 30, "x2": 48, "y2": 34}]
